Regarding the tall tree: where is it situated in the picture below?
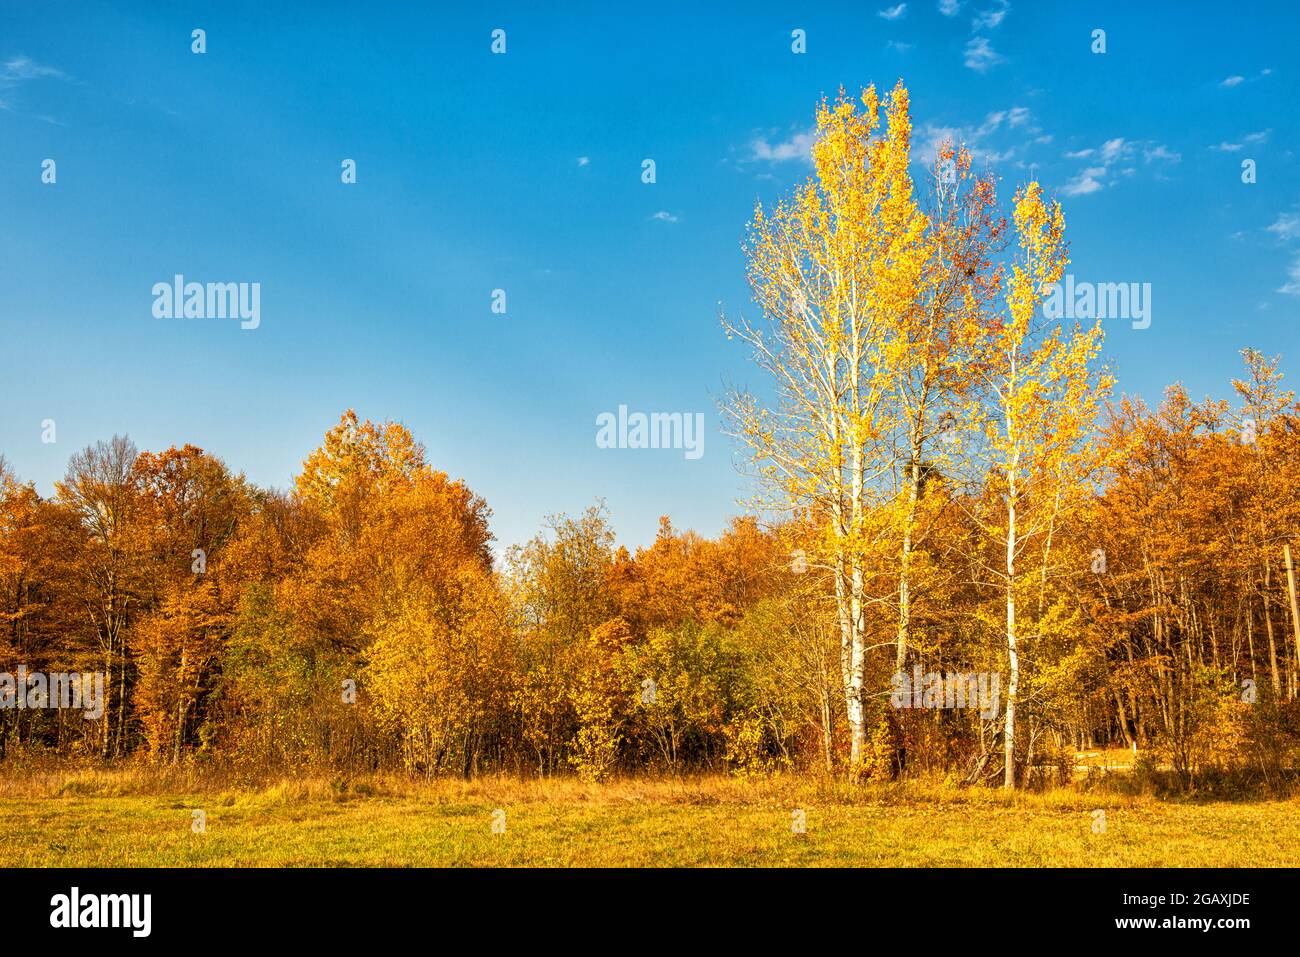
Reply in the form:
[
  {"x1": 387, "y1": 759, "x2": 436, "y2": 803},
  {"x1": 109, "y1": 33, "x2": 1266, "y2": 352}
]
[
  {"x1": 883, "y1": 141, "x2": 1002, "y2": 672},
  {"x1": 723, "y1": 83, "x2": 931, "y2": 774},
  {"x1": 55, "y1": 435, "x2": 141, "y2": 756},
  {"x1": 965, "y1": 183, "x2": 1109, "y2": 788}
]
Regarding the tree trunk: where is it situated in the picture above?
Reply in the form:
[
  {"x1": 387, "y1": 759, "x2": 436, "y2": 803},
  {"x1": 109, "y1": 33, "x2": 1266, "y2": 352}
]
[
  {"x1": 1004, "y1": 488, "x2": 1018, "y2": 790},
  {"x1": 1264, "y1": 563, "x2": 1281, "y2": 696},
  {"x1": 897, "y1": 450, "x2": 922, "y2": 672},
  {"x1": 1285, "y1": 544, "x2": 1300, "y2": 700},
  {"x1": 836, "y1": 554, "x2": 867, "y2": 773}
]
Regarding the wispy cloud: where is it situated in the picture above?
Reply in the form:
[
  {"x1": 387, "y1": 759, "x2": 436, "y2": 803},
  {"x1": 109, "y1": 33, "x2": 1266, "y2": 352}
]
[
  {"x1": 1099, "y1": 137, "x2": 1126, "y2": 162},
  {"x1": 749, "y1": 129, "x2": 816, "y2": 164},
  {"x1": 1209, "y1": 130, "x2": 1271, "y2": 152},
  {"x1": 1220, "y1": 67, "x2": 1273, "y2": 89},
  {"x1": 938, "y1": 0, "x2": 961, "y2": 16},
  {"x1": 650, "y1": 210, "x2": 679, "y2": 224},
  {"x1": 1143, "y1": 144, "x2": 1181, "y2": 164},
  {"x1": 972, "y1": 0, "x2": 1011, "y2": 30},
  {"x1": 916, "y1": 105, "x2": 1035, "y2": 168},
  {"x1": 1, "y1": 56, "x2": 68, "y2": 82},
  {"x1": 1279, "y1": 255, "x2": 1300, "y2": 296},
  {"x1": 1061, "y1": 139, "x2": 1125, "y2": 195},
  {"x1": 878, "y1": 4, "x2": 908, "y2": 21},
  {"x1": 577, "y1": 156, "x2": 590, "y2": 167},
  {"x1": 1267, "y1": 213, "x2": 1300, "y2": 241},
  {"x1": 1061, "y1": 136, "x2": 1177, "y2": 196},
  {"x1": 1062, "y1": 167, "x2": 1106, "y2": 196},
  {"x1": 1267, "y1": 212, "x2": 1300, "y2": 295},
  {"x1": 0, "y1": 55, "x2": 70, "y2": 120},
  {"x1": 963, "y1": 36, "x2": 1004, "y2": 72},
  {"x1": 886, "y1": 40, "x2": 914, "y2": 53}
]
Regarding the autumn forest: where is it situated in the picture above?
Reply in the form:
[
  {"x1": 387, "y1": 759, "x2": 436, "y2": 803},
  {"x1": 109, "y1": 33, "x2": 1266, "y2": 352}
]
[{"x1": 3, "y1": 84, "x2": 1299, "y2": 801}]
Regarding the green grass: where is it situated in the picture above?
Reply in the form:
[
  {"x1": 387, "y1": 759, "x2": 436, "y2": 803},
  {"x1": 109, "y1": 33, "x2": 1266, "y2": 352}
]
[{"x1": 1, "y1": 769, "x2": 1296, "y2": 866}]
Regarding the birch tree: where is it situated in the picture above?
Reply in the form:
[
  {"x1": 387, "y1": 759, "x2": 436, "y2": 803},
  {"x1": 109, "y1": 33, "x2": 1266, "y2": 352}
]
[
  {"x1": 882, "y1": 143, "x2": 1001, "y2": 671},
  {"x1": 722, "y1": 83, "x2": 930, "y2": 774},
  {"x1": 1232, "y1": 349, "x2": 1296, "y2": 697},
  {"x1": 967, "y1": 183, "x2": 1109, "y2": 788}
]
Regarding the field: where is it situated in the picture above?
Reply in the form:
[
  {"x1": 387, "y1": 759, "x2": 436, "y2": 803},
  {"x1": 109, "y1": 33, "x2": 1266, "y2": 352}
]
[{"x1": 1, "y1": 764, "x2": 1297, "y2": 867}]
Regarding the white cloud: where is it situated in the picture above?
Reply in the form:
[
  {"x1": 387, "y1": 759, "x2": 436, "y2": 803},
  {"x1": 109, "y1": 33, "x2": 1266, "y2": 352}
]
[
  {"x1": 0, "y1": 55, "x2": 69, "y2": 119},
  {"x1": 972, "y1": 0, "x2": 1010, "y2": 30},
  {"x1": 1266, "y1": 213, "x2": 1300, "y2": 295},
  {"x1": 878, "y1": 3, "x2": 908, "y2": 20},
  {"x1": 916, "y1": 106, "x2": 1032, "y2": 169},
  {"x1": 1279, "y1": 254, "x2": 1300, "y2": 296},
  {"x1": 1062, "y1": 167, "x2": 1106, "y2": 196},
  {"x1": 976, "y1": 110, "x2": 1004, "y2": 134},
  {"x1": 938, "y1": 0, "x2": 961, "y2": 15},
  {"x1": 1, "y1": 56, "x2": 67, "y2": 82},
  {"x1": 650, "y1": 211, "x2": 679, "y2": 224},
  {"x1": 1221, "y1": 68, "x2": 1273, "y2": 89},
  {"x1": 971, "y1": 107, "x2": 1029, "y2": 139},
  {"x1": 887, "y1": 40, "x2": 914, "y2": 53},
  {"x1": 1059, "y1": 137, "x2": 1165, "y2": 197},
  {"x1": 1211, "y1": 130, "x2": 1271, "y2": 152},
  {"x1": 963, "y1": 37, "x2": 1004, "y2": 72},
  {"x1": 750, "y1": 129, "x2": 816, "y2": 163},
  {"x1": 918, "y1": 124, "x2": 961, "y2": 165},
  {"x1": 1268, "y1": 213, "x2": 1300, "y2": 241},
  {"x1": 1143, "y1": 144, "x2": 1181, "y2": 163},
  {"x1": 577, "y1": 156, "x2": 590, "y2": 166},
  {"x1": 1099, "y1": 137, "x2": 1127, "y2": 162}
]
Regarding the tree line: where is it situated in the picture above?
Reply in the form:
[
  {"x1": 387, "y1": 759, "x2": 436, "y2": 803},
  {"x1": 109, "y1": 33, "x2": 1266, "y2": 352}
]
[{"x1": 2, "y1": 82, "x2": 1298, "y2": 790}]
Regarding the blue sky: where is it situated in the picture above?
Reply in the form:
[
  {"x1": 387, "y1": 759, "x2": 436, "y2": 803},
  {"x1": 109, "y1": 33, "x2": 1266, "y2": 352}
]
[{"x1": 1, "y1": 0, "x2": 1297, "y2": 555}]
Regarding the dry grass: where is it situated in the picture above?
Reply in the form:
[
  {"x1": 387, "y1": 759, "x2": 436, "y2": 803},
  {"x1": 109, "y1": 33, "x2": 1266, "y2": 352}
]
[{"x1": 1, "y1": 760, "x2": 1297, "y2": 867}]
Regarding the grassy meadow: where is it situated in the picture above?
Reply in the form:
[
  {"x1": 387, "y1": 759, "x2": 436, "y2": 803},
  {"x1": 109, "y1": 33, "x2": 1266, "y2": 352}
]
[{"x1": 1, "y1": 758, "x2": 1296, "y2": 867}]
